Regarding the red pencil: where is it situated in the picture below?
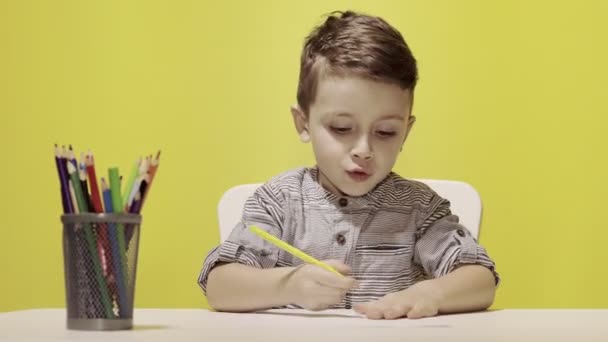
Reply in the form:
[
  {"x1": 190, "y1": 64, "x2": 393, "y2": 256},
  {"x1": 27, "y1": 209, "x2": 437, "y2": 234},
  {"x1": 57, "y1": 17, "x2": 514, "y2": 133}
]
[
  {"x1": 85, "y1": 151, "x2": 111, "y2": 278},
  {"x1": 85, "y1": 151, "x2": 104, "y2": 213}
]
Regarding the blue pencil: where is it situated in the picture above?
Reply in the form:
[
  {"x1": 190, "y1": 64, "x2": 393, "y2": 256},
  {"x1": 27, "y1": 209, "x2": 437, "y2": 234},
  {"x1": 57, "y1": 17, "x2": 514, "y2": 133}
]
[{"x1": 101, "y1": 177, "x2": 129, "y2": 318}]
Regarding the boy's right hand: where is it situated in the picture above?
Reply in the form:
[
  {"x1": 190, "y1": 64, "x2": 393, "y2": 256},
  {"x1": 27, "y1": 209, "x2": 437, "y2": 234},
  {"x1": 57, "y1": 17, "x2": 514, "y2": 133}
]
[{"x1": 282, "y1": 260, "x2": 357, "y2": 311}]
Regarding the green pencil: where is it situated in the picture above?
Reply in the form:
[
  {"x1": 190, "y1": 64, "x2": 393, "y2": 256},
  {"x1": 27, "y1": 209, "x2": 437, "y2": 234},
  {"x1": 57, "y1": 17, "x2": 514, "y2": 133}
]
[
  {"x1": 122, "y1": 158, "x2": 140, "y2": 208},
  {"x1": 67, "y1": 163, "x2": 115, "y2": 318},
  {"x1": 108, "y1": 168, "x2": 129, "y2": 287}
]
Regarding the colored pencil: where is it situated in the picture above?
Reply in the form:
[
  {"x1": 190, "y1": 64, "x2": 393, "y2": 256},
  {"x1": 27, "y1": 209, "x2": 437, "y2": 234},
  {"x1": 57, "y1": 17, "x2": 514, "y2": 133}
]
[
  {"x1": 67, "y1": 145, "x2": 78, "y2": 169},
  {"x1": 101, "y1": 177, "x2": 129, "y2": 317},
  {"x1": 249, "y1": 225, "x2": 343, "y2": 276},
  {"x1": 125, "y1": 158, "x2": 149, "y2": 211},
  {"x1": 140, "y1": 150, "x2": 160, "y2": 209},
  {"x1": 79, "y1": 158, "x2": 93, "y2": 212},
  {"x1": 85, "y1": 151, "x2": 104, "y2": 213},
  {"x1": 109, "y1": 168, "x2": 131, "y2": 315},
  {"x1": 54, "y1": 144, "x2": 73, "y2": 214},
  {"x1": 122, "y1": 158, "x2": 141, "y2": 208},
  {"x1": 79, "y1": 159, "x2": 106, "y2": 276},
  {"x1": 84, "y1": 152, "x2": 112, "y2": 278},
  {"x1": 67, "y1": 163, "x2": 115, "y2": 318},
  {"x1": 68, "y1": 180, "x2": 79, "y2": 214}
]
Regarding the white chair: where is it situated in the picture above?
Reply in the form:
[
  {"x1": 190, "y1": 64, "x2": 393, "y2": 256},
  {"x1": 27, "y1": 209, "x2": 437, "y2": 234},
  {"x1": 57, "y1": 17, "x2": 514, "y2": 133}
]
[{"x1": 218, "y1": 180, "x2": 482, "y2": 242}]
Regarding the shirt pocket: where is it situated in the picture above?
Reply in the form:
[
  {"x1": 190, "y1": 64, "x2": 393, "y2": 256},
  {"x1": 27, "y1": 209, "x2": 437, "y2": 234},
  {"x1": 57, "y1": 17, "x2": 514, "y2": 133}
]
[{"x1": 354, "y1": 231, "x2": 417, "y2": 274}]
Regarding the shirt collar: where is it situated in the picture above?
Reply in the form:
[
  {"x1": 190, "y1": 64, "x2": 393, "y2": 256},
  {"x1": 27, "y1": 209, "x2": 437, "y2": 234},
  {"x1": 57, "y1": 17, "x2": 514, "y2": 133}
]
[{"x1": 305, "y1": 166, "x2": 394, "y2": 209}]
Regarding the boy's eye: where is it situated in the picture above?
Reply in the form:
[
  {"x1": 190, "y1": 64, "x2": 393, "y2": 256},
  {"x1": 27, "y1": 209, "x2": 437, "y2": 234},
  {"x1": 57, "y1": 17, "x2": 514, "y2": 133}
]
[
  {"x1": 376, "y1": 130, "x2": 396, "y2": 137},
  {"x1": 330, "y1": 126, "x2": 352, "y2": 134}
]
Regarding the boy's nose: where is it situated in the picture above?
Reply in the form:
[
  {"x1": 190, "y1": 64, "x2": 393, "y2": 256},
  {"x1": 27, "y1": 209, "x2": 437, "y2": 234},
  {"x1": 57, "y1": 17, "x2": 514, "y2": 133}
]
[
  {"x1": 353, "y1": 150, "x2": 373, "y2": 160},
  {"x1": 351, "y1": 137, "x2": 373, "y2": 160}
]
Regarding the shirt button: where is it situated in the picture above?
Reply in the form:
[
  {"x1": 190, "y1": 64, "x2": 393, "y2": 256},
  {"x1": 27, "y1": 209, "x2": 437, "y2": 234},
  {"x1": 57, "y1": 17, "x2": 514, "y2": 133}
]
[
  {"x1": 457, "y1": 229, "x2": 466, "y2": 237},
  {"x1": 336, "y1": 234, "x2": 346, "y2": 245},
  {"x1": 338, "y1": 198, "x2": 348, "y2": 207}
]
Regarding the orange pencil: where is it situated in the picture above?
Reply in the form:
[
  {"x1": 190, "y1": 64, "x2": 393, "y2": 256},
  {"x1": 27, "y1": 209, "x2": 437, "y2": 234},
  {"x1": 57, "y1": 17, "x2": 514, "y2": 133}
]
[{"x1": 140, "y1": 150, "x2": 160, "y2": 210}]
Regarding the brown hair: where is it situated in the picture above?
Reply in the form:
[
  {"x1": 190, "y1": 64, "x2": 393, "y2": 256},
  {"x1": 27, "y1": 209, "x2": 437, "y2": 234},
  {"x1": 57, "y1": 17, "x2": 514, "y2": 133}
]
[{"x1": 297, "y1": 11, "x2": 418, "y2": 114}]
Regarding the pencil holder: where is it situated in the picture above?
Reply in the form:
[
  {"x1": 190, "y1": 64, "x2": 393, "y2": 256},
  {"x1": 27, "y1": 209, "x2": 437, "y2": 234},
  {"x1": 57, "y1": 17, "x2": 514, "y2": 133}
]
[{"x1": 61, "y1": 213, "x2": 142, "y2": 330}]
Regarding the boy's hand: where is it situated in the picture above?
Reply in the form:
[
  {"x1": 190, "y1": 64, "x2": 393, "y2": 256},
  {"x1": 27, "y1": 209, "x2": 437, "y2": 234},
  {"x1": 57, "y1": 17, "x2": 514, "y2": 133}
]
[
  {"x1": 282, "y1": 260, "x2": 357, "y2": 311},
  {"x1": 353, "y1": 280, "x2": 442, "y2": 319}
]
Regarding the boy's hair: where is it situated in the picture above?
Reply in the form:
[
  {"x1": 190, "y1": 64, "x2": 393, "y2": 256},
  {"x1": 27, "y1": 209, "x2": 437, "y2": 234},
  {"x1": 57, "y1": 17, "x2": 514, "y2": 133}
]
[{"x1": 297, "y1": 11, "x2": 418, "y2": 115}]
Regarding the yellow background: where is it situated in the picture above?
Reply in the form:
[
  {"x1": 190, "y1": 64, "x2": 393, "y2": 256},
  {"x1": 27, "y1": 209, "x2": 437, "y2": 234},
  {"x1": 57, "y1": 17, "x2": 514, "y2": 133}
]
[{"x1": 1, "y1": 0, "x2": 607, "y2": 312}]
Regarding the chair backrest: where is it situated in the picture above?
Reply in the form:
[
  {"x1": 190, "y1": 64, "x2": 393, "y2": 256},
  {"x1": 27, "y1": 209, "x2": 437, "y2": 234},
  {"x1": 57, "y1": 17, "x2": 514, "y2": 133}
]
[{"x1": 217, "y1": 180, "x2": 482, "y2": 242}]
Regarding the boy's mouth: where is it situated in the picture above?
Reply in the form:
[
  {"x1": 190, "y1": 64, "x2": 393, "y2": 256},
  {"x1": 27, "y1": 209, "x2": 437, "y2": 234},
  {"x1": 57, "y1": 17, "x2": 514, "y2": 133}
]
[{"x1": 346, "y1": 169, "x2": 371, "y2": 182}]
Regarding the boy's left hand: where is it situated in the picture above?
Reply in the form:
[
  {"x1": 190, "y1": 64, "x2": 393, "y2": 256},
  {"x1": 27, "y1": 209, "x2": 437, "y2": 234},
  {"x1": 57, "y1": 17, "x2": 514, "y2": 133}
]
[{"x1": 353, "y1": 280, "x2": 442, "y2": 320}]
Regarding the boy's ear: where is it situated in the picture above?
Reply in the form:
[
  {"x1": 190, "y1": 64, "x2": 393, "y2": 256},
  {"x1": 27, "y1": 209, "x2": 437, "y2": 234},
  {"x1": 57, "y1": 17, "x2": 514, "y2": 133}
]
[
  {"x1": 291, "y1": 104, "x2": 310, "y2": 143},
  {"x1": 400, "y1": 115, "x2": 416, "y2": 151}
]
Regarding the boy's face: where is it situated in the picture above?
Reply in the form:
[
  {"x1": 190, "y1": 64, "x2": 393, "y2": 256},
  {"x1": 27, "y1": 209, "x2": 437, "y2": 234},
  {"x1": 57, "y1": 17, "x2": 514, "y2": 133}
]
[{"x1": 292, "y1": 76, "x2": 415, "y2": 197}]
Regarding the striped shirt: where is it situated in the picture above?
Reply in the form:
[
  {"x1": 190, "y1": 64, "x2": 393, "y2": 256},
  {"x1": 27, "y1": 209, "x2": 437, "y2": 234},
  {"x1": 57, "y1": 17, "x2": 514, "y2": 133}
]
[{"x1": 198, "y1": 167, "x2": 499, "y2": 308}]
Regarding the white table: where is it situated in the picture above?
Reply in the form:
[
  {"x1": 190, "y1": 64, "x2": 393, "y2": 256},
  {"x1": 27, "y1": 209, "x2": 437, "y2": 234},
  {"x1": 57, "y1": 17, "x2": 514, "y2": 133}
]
[{"x1": 1, "y1": 308, "x2": 607, "y2": 341}]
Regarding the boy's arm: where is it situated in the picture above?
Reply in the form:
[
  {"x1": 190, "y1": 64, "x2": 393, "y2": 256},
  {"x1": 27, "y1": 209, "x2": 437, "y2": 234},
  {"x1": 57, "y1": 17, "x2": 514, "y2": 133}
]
[
  {"x1": 206, "y1": 261, "x2": 356, "y2": 312},
  {"x1": 354, "y1": 264, "x2": 495, "y2": 319},
  {"x1": 355, "y1": 197, "x2": 499, "y2": 319},
  {"x1": 199, "y1": 179, "x2": 355, "y2": 312},
  {"x1": 200, "y1": 184, "x2": 293, "y2": 312},
  {"x1": 413, "y1": 199, "x2": 499, "y2": 292},
  {"x1": 417, "y1": 264, "x2": 496, "y2": 313},
  {"x1": 206, "y1": 263, "x2": 296, "y2": 312}
]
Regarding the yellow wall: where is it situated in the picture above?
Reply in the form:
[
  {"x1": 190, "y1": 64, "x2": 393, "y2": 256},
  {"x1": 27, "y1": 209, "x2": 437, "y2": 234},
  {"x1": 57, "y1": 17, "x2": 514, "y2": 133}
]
[{"x1": 1, "y1": 0, "x2": 607, "y2": 311}]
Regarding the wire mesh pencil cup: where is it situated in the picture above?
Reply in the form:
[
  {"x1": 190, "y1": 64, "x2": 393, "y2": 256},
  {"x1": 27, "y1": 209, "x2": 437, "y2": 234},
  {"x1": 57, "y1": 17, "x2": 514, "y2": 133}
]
[{"x1": 61, "y1": 213, "x2": 142, "y2": 330}]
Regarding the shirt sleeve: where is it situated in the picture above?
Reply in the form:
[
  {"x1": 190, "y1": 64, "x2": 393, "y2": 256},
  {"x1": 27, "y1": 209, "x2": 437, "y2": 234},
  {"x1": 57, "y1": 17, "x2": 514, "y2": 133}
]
[
  {"x1": 197, "y1": 184, "x2": 285, "y2": 295},
  {"x1": 413, "y1": 197, "x2": 500, "y2": 285}
]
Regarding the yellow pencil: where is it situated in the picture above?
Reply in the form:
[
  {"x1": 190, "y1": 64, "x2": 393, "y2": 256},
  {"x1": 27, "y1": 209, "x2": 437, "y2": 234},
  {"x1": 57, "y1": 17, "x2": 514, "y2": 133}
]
[{"x1": 248, "y1": 225, "x2": 343, "y2": 276}]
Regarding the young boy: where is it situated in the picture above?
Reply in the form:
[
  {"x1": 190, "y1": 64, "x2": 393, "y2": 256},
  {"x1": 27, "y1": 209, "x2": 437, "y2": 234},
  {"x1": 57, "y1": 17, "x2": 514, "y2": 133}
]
[{"x1": 198, "y1": 11, "x2": 499, "y2": 320}]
